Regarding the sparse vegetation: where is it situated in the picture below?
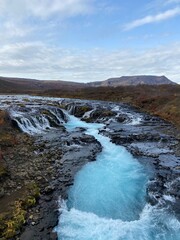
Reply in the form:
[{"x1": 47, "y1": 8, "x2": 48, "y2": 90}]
[
  {"x1": 3, "y1": 200, "x2": 26, "y2": 239},
  {"x1": 0, "y1": 182, "x2": 40, "y2": 239},
  {"x1": 42, "y1": 84, "x2": 180, "y2": 128},
  {"x1": 0, "y1": 77, "x2": 179, "y2": 128},
  {"x1": 0, "y1": 111, "x2": 41, "y2": 239}
]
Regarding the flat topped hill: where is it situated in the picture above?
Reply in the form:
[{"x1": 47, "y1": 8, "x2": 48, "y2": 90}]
[{"x1": 88, "y1": 75, "x2": 176, "y2": 87}]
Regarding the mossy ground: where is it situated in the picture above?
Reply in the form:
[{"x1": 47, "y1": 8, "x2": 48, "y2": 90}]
[
  {"x1": 0, "y1": 111, "x2": 41, "y2": 239},
  {"x1": 0, "y1": 182, "x2": 40, "y2": 239}
]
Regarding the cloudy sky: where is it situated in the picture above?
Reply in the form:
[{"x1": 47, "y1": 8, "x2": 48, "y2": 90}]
[{"x1": 0, "y1": 0, "x2": 180, "y2": 83}]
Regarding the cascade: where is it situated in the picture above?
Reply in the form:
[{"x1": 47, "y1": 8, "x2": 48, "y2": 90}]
[
  {"x1": 10, "y1": 106, "x2": 66, "y2": 135},
  {"x1": 0, "y1": 95, "x2": 179, "y2": 239}
]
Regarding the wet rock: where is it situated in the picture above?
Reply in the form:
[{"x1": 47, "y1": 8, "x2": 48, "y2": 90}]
[
  {"x1": 74, "y1": 105, "x2": 93, "y2": 118},
  {"x1": 83, "y1": 108, "x2": 116, "y2": 123},
  {"x1": 44, "y1": 185, "x2": 55, "y2": 194},
  {"x1": 116, "y1": 114, "x2": 129, "y2": 123}
]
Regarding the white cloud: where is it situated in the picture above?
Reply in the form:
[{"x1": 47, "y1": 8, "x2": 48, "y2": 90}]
[
  {"x1": 124, "y1": 7, "x2": 180, "y2": 30},
  {"x1": 0, "y1": 42, "x2": 179, "y2": 83},
  {"x1": 0, "y1": 0, "x2": 94, "y2": 48},
  {"x1": 0, "y1": 0, "x2": 93, "y2": 19},
  {"x1": 1, "y1": 21, "x2": 34, "y2": 39},
  {"x1": 32, "y1": 0, "x2": 93, "y2": 18},
  {"x1": 0, "y1": 1, "x2": 179, "y2": 84}
]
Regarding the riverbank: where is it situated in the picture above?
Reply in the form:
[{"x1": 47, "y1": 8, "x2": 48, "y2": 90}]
[
  {"x1": 0, "y1": 109, "x2": 61, "y2": 239},
  {"x1": 0, "y1": 95, "x2": 179, "y2": 239},
  {"x1": 0, "y1": 106, "x2": 101, "y2": 239}
]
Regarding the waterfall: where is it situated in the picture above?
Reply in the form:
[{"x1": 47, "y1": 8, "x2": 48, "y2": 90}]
[
  {"x1": 0, "y1": 95, "x2": 179, "y2": 239},
  {"x1": 10, "y1": 106, "x2": 67, "y2": 135},
  {"x1": 66, "y1": 104, "x2": 76, "y2": 115},
  {"x1": 112, "y1": 105, "x2": 142, "y2": 125},
  {"x1": 82, "y1": 109, "x2": 96, "y2": 119}
]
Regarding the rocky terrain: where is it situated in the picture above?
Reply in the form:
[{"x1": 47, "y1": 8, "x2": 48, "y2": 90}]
[
  {"x1": 0, "y1": 97, "x2": 101, "y2": 239},
  {"x1": 0, "y1": 95, "x2": 179, "y2": 239}
]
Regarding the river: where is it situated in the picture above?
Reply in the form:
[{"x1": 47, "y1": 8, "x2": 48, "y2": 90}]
[
  {"x1": 55, "y1": 113, "x2": 180, "y2": 240},
  {"x1": 0, "y1": 95, "x2": 179, "y2": 239}
]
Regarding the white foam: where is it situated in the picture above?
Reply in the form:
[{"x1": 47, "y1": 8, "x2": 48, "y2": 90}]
[{"x1": 57, "y1": 202, "x2": 180, "y2": 240}]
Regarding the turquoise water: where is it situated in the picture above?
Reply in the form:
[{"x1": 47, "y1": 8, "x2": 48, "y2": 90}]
[{"x1": 56, "y1": 114, "x2": 180, "y2": 240}]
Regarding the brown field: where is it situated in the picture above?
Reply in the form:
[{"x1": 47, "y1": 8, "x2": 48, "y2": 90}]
[
  {"x1": 42, "y1": 84, "x2": 180, "y2": 129},
  {"x1": 0, "y1": 76, "x2": 180, "y2": 129}
]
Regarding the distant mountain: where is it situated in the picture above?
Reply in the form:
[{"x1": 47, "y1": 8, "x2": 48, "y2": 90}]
[
  {"x1": 88, "y1": 75, "x2": 176, "y2": 87},
  {"x1": 0, "y1": 75, "x2": 177, "y2": 94},
  {"x1": 0, "y1": 76, "x2": 85, "y2": 93}
]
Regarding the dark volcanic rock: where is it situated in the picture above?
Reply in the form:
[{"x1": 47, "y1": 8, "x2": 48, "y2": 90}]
[
  {"x1": 20, "y1": 192, "x2": 59, "y2": 240},
  {"x1": 0, "y1": 96, "x2": 180, "y2": 239},
  {"x1": 0, "y1": 99, "x2": 103, "y2": 240},
  {"x1": 100, "y1": 106, "x2": 180, "y2": 216},
  {"x1": 18, "y1": 128, "x2": 102, "y2": 239}
]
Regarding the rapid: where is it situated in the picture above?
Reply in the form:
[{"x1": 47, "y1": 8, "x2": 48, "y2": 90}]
[{"x1": 56, "y1": 113, "x2": 180, "y2": 240}]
